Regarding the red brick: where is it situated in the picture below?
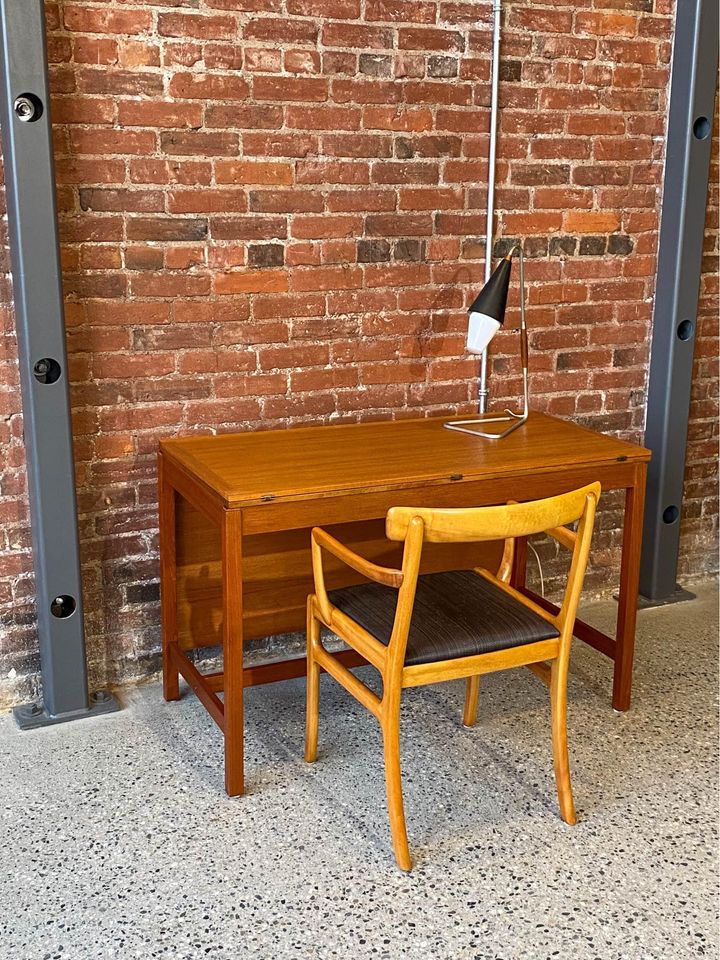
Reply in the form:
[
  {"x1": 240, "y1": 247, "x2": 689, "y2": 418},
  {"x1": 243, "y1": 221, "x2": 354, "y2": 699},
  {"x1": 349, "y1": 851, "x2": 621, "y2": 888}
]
[
  {"x1": 253, "y1": 295, "x2": 326, "y2": 320},
  {"x1": 284, "y1": 50, "x2": 321, "y2": 74},
  {"x1": 63, "y1": 7, "x2": 152, "y2": 35},
  {"x1": 287, "y1": 106, "x2": 362, "y2": 130},
  {"x1": 291, "y1": 215, "x2": 363, "y2": 239},
  {"x1": 169, "y1": 73, "x2": 249, "y2": 101},
  {"x1": 249, "y1": 190, "x2": 323, "y2": 214},
  {"x1": 404, "y1": 81, "x2": 472, "y2": 107},
  {"x1": 253, "y1": 76, "x2": 328, "y2": 102},
  {"x1": 73, "y1": 37, "x2": 117, "y2": 64},
  {"x1": 245, "y1": 18, "x2": 318, "y2": 44},
  {"x1": 243, "y1": 133, "x2": 318, "y2": 157},
  {"x1": 55, "y1": 158, "x2": 125, "y2": 185},
  {"x1": 290, "y1": 266, "x2": 363, "y2": 292},
  {"x1": 70, "y1": 128, "x2": 157, "y2": 156},
  {"x1": 207, "y1": 104, "x2": 283, "y2": 129},
  {"x1": 215, "y1": 161, "x2": 294, "y2": 185},
  {"x1": 259, "y1": 344, "x2": 330, "y2": 370},
  {"x1": 244, "y1": 49, "x2": 282, "y2": 73},
  {"x1": 363, "y1": 107, "x2": 433, "y2": 132},
  {"x1": 297, "y1": 161, "x2": 370, "y2": 185},
  {"x1": 326, "y1": 190, "x2": 395, "y2": 212},
  {"x1": 398, "y1": 28, "x2": 464, "y2": 52},
  {"x1": 367, "y1": 0, "x2": 435, "y2": 22},
  {"x1": 600, "y1": 38, "x2": 660, "y2": 66},
  {"x1": 322, "y1": 23, "x2": 391, "y2": 49},
  {"x1": 158, "y1": 13, "x2": 237, "y2": 40},
  {"x1": 575, "y1": 12, "x2": 638, "y2": 36},
  {"x1": 168, "y1": 189, "x2": 247, "y2": 214},
  {"x1": 331, "y1": 79, "x2": 402, "y2": 104},
  {"x1": 322, "y1": 134, "x2": 393, "y2": 158},
  {"x1": 210, "y1": 216, "x2": 287, "y2": 241},
  {"x1": 534, "y1": 188, "x2": 593, "y2": 210},
  {"x1": 118, "y1": 101, "x2": 203, "y2": 129},
  {"x1": 372, "y1": 161, "x2": 439, "y2": 184},
  {"x1": 51, "y1": 97, "x2": 115, "y2": 125},
  {"x1": 161, "y1": 130, "x2": 239, "y2": 156},
  {"x1": 366, "y1": 213, "x2": 433, "y2": 236},
  {"x1": 118, "y1": 40, "x2": 160, "y2": 68},
  {"x1": 215, "y1": 270, "x2": 288, "y2": 295},
  {"x1": 511, "y1": 8, "x2": 573, "y2": 34},
  {"x1": 77, "y1": 68, "x2": 163, "y2": 97},
  {"x1": 128, "y1": 160, "x2": 212, "y2": 186},
  {"x1": 564, "y1": 211, "x2": 622, "y2": 233},
  {"x1": 288, "y1": 0, "x2": 359, "y2": 16},
  {"x1": 399, "y1": 187, "x2": 464, "y2": 211},
  {"x1": 129, "y1": 274, "x2": 211, "y2": 298}
]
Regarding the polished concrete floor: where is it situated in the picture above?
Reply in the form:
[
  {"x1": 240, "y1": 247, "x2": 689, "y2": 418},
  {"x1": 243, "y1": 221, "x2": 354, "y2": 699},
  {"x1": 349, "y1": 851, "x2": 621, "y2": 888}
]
[{"x1": 0, "y1": 581, "x2": 717, "y2": 960}]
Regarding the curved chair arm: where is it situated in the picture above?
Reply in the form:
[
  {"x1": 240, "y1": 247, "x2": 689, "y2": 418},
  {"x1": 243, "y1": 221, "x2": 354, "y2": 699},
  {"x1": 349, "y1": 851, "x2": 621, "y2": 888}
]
[{"x1": 310, "y1": 527, "x2": 403, "y2": 623}]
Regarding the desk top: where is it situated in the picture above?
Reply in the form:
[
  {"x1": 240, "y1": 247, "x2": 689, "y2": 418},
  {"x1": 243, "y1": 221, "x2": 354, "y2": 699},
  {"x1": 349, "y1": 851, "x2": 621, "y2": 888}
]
[{"x1": 161, "y1": 413, "x2": 650, "y2": 509}]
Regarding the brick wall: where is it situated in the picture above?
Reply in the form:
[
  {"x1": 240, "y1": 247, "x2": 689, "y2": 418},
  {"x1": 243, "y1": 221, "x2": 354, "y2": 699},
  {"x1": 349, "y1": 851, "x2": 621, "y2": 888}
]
[{"x1": 0, "y1": 0, "x2": 716, "y2": 707}]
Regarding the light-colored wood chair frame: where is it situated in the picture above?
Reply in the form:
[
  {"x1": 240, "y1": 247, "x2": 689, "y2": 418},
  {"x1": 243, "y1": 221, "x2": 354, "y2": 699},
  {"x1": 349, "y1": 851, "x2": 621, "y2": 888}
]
[{"x1": 305, "y1": 483, "x2": 600, "y2": 871}]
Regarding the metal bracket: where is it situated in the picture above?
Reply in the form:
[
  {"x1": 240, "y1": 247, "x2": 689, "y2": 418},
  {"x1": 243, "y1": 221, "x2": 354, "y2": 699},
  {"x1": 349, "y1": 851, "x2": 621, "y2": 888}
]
[
  {"x1": 0, "y1": 0, "x2": 120, "y2": 726},
  {"x1": 13, "y1": 690, "x2": 120, "y2": 731},
  {"x1": 639, "y1": 0, "x2": 718, "y2": 603}
]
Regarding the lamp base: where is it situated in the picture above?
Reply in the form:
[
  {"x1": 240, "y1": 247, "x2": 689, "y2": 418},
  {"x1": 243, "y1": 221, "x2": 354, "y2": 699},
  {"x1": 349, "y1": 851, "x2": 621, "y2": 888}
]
[{"x1": 444, "y1": 407, "x2": 528, "y2": 440}]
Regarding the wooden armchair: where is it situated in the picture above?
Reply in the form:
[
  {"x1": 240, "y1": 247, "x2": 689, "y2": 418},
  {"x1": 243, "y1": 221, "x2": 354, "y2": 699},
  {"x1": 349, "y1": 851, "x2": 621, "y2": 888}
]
[{"x1": 304, "y1": 482, "x2": 600, "y2": 872}]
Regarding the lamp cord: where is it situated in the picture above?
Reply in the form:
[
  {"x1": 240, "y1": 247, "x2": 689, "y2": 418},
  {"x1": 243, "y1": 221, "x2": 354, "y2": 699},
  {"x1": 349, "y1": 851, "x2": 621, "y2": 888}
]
[{"x1": 528, "y1": 541, "x2": 545, "y2": 597}]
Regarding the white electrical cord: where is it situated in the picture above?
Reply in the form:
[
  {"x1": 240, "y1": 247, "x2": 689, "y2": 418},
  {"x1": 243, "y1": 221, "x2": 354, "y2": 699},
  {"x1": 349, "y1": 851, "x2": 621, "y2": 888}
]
[{"x1": 528, "y1": 541, "x2": 545, "y2": 597}]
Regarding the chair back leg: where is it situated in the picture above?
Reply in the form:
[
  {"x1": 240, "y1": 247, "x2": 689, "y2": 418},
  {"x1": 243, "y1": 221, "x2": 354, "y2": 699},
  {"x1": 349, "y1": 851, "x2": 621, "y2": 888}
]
[
  {"x1": 463, "y1": 675, "x2": 481, "y2": 727},
  {"x1": 304, "y1": 597, "x2": 321, "y2": 764},
  {"x1": 549, "y1": 657, "x2": 577, "y2": 825}
]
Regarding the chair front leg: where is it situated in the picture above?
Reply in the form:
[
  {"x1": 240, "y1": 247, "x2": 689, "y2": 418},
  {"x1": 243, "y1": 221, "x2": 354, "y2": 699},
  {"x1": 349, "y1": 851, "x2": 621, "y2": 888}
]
[
  {"x1": 304, "y1": 597, "x2": 321, "y2": 764},
  {"x1": 549, "y1": 657, "x2": 576, "y2": 825},
  {"x1": 381, "y1": 697, "x2": 412, "y2": 872},
  {"x1": 463, "y1": 675, "x2": 480, "y2": 727}
]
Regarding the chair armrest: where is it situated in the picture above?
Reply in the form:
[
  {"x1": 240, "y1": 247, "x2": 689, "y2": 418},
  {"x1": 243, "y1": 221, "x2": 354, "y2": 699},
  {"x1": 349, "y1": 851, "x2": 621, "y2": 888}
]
[{"x1": 311, "y1": 527, "x2": 403, "y2": 623}]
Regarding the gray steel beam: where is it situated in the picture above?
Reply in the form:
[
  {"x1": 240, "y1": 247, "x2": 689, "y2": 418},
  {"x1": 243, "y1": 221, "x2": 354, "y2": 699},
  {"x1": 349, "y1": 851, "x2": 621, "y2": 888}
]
[
  {"x1": 639, "y1": 0, "x2": 718, "y2": 603},
  {"x1": 0, "y1": 0, "x2": 118, "y2": 726}
]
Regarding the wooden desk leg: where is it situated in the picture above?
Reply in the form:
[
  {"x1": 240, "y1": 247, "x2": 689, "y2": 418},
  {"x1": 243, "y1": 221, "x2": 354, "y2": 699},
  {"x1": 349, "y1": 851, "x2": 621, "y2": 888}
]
[
  {"x1": 613, "y1": 463, "x2": 647, "y2": 712},
  {"x1": 159, "y1": 453, "x2": 180, "y2": 702},
  {"x1": 510, "y1": 536, "x2": 528, "y2": 591},
  {"x1": 222, "y1": 510, "x2": 244, "y2": 797}
]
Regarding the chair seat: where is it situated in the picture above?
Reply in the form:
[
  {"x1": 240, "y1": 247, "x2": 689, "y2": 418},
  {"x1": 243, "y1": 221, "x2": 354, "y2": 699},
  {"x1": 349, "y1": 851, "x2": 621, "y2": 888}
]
[{"x1": 328, "y1": 570, "x2": 560, "y2": 667}]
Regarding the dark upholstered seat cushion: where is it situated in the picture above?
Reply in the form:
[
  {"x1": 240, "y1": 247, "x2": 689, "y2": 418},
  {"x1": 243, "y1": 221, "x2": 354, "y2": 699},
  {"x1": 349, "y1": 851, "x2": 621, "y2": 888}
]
[{"x1": 328, "y1": 570, "x2": 559, "y2": 667}]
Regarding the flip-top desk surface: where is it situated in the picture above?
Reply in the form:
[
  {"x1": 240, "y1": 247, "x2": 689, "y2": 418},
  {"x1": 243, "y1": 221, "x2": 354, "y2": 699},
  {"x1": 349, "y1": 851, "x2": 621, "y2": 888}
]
[{"x1": 159, "y1": 413, "x2": 650, "y2": 796}]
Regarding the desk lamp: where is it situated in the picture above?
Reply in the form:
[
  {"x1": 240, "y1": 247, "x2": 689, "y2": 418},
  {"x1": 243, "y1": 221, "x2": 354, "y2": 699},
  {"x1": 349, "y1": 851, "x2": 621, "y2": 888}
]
[{"x1": 444, "y1": 243, "x2": 529, "y2": 440}]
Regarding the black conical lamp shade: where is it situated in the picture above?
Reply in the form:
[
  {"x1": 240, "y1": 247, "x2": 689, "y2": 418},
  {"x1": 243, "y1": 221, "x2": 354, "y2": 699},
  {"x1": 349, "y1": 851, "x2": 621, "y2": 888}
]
[
  {"x1": 469, "y1": 255, "x2": 512, "y2": 321},
  {"x1": 465, "y1": 252, "x2": 514, "y2": 355}
]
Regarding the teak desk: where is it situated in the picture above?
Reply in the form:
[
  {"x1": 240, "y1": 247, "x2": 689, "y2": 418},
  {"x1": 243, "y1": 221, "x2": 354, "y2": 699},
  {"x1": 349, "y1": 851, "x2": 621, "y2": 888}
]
[{"x1": 158, "y1": 413, "x2": 650, "y2": 796}]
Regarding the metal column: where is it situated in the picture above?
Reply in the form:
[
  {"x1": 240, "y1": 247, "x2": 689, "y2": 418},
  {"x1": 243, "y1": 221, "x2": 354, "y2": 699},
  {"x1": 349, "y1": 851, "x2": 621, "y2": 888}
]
[
  {"x1": 0, "y1": 0, "x2": 118, "y2": 726},
  {"x1": 639, "y1": 0, "x2": 718, "y2": 604}
]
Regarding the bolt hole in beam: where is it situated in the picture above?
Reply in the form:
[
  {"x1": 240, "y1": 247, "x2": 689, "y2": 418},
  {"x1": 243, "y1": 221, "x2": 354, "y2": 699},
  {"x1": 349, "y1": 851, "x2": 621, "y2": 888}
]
[
  {"x1": 33, "y1": 356, "x2": 61, "y2": 383},
  {"x1": 676, "y1": 319, "x2": 694, "y2": 341},
  {"x1": 692, "y1": 115, "x2": 711, "y2": 139},
  {"x1": 662, "y1": 505, "x2": 680, "y2": 525},
  {"x1": 50, "y1": 594, "x2": 76, "y2": 619},
  {"x1": 13, "y1": 91, "x2": 43, "y2": 122}
]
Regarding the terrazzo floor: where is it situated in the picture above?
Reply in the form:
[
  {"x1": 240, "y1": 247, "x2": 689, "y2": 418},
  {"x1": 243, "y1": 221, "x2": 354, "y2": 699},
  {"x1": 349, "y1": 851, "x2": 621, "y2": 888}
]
[{"x1": 1, "y1": 582, "x2": 718, "y2": 960}]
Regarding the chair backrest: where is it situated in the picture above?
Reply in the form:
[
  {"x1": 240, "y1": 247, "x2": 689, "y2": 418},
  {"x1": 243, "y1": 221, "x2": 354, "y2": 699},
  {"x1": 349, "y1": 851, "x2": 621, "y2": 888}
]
[
  {"x1": 382, "y1": 483, "x2": 600, "y2": 672},
  {"x1": 386, "y1": 483, "x2": 601, "y2": 543}
]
